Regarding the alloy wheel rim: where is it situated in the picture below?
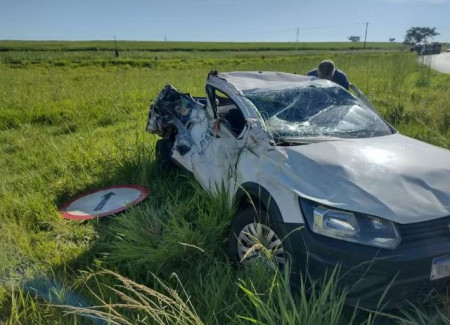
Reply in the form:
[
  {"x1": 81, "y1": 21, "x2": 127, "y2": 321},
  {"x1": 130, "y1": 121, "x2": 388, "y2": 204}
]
[{"x1": 237, "y1": 222, "x2": 285, "y2": 267}]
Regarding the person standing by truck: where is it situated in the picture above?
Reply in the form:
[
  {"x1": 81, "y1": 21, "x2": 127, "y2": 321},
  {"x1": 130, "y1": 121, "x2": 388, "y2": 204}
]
[{"x1": 307, "y1": 60, "x2": 349, "y2": 90}]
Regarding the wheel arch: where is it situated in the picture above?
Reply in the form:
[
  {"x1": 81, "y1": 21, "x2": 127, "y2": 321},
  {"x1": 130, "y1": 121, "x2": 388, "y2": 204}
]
[{"x1": 234, "y1": 182, "x2": 284, "y2": 224}]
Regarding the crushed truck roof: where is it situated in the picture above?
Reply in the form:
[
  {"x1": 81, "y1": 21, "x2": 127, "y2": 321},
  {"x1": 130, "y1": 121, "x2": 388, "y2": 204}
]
[{"x1": 212, "y1": 71, "x2": 328, "y2": 94}]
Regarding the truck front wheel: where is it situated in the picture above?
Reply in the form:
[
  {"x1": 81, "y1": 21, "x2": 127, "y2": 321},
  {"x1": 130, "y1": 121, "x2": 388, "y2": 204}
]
[{"x1": 227, "y1": 207, "x2": 287, "y2": 269}]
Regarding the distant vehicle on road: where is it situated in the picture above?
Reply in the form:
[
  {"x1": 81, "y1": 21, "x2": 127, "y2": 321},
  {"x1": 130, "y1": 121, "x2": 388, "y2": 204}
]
[{"x1": 411, "y1": 42, "x2": 442, "y2": 55}]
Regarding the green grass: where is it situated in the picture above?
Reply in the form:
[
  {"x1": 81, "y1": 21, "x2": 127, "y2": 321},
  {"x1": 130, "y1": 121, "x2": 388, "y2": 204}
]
[
  {"x1": 0, "y1": 40, "x2": 406, "y2": 52},
  {"x1": 0, "y1": 40, "x2": 409, "y2": 66},
  {"x1": 0, "y1": 44, "x2": 449, "y2": 324}
]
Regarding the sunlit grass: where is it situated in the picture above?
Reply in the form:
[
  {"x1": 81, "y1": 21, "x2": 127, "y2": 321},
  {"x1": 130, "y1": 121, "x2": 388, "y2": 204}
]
[{"x1": 0, "y1": 46, "x2": 449, "y2": 324}]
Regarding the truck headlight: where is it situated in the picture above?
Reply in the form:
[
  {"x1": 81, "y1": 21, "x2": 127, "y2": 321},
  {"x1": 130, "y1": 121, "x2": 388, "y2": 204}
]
[{"x1": 300, "y1": 199, "x2": 401, "y2": 249}]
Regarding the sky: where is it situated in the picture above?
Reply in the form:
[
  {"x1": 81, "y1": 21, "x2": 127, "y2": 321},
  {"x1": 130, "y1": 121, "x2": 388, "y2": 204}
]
[{"x1": 0, "y1": 0, "x2": 449, "y2": 43}]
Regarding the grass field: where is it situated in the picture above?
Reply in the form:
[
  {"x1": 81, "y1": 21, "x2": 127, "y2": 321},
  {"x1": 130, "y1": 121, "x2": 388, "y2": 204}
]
[
  {"x1": 1, "y1": 41, "x2": 450, "y2": 324},
  {"x1": 0, "y1": 40, "x2": 409, "y2": 66},
  {"x1": 0, "y1": 40, "x2": 407, "y2": 51}
]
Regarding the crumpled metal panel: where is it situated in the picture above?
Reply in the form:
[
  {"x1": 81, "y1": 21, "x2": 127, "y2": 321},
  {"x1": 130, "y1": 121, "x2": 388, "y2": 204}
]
[
  {"x1": 216, "y1": 71, "x2": 314, "y2": 94},
  {"x1": 274, "y1": 134, "x2": 450, "y2": 223},
  {"x1": 147, "y1": 85, "x2": 206, "y2": 157},
  {"x1": 147, "y1": 75, "x2": 450, "y2": 225}
]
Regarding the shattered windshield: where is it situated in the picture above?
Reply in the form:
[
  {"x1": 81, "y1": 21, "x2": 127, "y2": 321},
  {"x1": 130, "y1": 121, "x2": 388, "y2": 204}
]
[{"x1": 244, "y1": 85, "x2": 393, "y2": 142}]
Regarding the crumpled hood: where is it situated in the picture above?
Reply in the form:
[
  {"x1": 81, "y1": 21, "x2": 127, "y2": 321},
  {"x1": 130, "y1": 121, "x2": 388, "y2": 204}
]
[{"x1": 275, "y1": 134, "x2": 450, "y2": 224}]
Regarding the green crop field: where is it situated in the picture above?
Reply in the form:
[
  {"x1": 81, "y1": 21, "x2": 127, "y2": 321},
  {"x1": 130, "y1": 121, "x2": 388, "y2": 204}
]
[
  {"x1": 0, "y1": 40, "x2": 409, "y2": 66},
  {"x1": 0, "y1": 40, "x2": 406, "y2": 51},
  {"x1": 0, "y1": 42, "x2": 449, "y2": 324}
]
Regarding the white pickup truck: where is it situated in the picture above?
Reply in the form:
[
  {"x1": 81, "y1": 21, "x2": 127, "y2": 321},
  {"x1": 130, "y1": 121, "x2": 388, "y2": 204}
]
[{"x1": 146, "y1": 71, "x2": 450, "y2": 309}]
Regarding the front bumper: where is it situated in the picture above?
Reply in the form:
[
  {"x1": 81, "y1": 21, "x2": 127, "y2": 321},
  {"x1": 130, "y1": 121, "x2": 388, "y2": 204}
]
[{"x1": 279, "y1": 222, "x2": 450, "y2": 310}]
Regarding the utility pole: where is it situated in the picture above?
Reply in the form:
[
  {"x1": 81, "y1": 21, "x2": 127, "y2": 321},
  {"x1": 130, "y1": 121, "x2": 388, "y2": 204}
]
[
  {"x1": 296, "y1": 28, "x2": 299, "y2": 42},
  {"x1": 363, "y1": 22, "x2": 369, "y2": 49},
  {"x1": 114, "y1": 36, "x2": 119, "y2": 58}
]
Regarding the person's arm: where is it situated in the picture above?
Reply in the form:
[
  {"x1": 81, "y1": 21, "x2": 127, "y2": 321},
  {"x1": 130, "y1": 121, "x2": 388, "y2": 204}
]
[
  {"x1": 334, "y1": 70, "x2": 349, "y2": 90},
  {"x1": 342, "y1": 76, "x2": 349, "y2": 90},
  {"x1": 306, "y1": 69, "x2": 318, "y2": 76}
]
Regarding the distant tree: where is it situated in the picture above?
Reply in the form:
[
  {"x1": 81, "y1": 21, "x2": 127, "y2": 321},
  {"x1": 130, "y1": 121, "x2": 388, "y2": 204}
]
[
  {"x1": 403, "y1": 27, "x2": 439, "y2": 44},
  {"x1": 389, "y1": 38, "x2": 396, "y2": 42},
  {"x1": 348, "y1": 36, "x2": 360, "y2": 42}
]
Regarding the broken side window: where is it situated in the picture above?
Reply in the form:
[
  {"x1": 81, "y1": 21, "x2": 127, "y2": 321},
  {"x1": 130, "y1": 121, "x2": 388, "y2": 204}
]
[{"x1": 210, "y1": 88, "x2": 247, "y2": 137}]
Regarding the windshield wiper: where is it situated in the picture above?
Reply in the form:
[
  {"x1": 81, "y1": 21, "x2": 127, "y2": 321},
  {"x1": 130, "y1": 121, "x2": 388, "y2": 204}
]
[
  {"x1": 332, "y1": 129, "x2": 370, "y2": 138},
  {"x1": 274, "y1": 140, "x2": 310, "y2": 146},
  {"x1": 273, "y1": 136, "x2": 342, "y2": 146},
  {"x1": 272, "y1": 137, "x2": 313, "y2": 146}
]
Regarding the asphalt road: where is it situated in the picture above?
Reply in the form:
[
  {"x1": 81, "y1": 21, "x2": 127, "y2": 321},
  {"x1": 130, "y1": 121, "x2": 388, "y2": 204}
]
[{"x1": 420, "y1": 52, "x2": 450, "y2": 74}]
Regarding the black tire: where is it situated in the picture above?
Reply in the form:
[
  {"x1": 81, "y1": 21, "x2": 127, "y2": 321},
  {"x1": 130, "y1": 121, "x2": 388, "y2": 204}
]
[
  {"x1": 227, "y1": 207, "x2": 287, "y2": 268},
  {"x1": 155, "y1": 138, "x2": 175, "y2": 170}
]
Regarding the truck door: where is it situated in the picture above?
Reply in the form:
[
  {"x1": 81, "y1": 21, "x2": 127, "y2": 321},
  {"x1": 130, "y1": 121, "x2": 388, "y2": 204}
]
[{"x1": 189, "y1": 87, "x2": 248, "y2": 195}]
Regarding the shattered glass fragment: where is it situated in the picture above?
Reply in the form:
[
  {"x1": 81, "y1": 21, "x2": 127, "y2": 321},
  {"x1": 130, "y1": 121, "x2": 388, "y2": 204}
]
[{"x1": 245, "y1": 85, "x2": 392, "y2": 142}]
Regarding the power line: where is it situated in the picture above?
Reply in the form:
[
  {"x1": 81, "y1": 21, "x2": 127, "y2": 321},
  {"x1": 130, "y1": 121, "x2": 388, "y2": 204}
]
[
  {"x1": 228, "y1": 22, "x2": 367, "y2": 36},
  {"x1": 300, "y1": 22, "x2": 366, "y2": 31}
]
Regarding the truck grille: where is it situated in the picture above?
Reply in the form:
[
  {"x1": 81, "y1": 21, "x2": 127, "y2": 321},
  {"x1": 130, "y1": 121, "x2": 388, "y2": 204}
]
[{"x1": 398, "y1": 217, "x2": 450, "y2": 248}]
